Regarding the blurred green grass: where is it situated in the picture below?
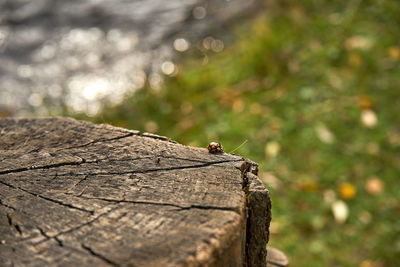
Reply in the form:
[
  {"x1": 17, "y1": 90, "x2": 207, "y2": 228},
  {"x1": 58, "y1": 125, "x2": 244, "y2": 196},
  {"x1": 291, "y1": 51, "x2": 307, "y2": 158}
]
[{"x1": 80, "y1": 0, "x2": 400, "y2": 266}]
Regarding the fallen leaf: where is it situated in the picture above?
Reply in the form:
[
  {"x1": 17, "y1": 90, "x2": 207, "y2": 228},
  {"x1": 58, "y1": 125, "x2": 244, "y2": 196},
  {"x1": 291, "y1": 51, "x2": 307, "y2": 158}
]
[
  {"x1": 358, "y1": 95, "x2": 373, "y2": 110},
  {"x1": 388, "y1": 46, "x2": 400, "y2": 61},
  {"x1": 316, "y1": 123, "x2": 335, "y2": 144},
  {"x1": 345, "y1": 35, "x2": 373, "y2": 50},
  {"x1": 332, "y1": 200, "x2": 349, "y2": 224},
  {"x1": 298, "y1": 179, "x2": 320, "y2": 192},
  {"x1": 361, "y1": 110, "x2": 378, "y2": 128},
  {"x1": 339, "y1": 182, "x2": 356, "y2": 200},
  {"x1": 365, "y1": 177, "x2": 384, "y2": 195},
  {"x1": 265, "y1": 141, "x2": 280, "y2": 158}
]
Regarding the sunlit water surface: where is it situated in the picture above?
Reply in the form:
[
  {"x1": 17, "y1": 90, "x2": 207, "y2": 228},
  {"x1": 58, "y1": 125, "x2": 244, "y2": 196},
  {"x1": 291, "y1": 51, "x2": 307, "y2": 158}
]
[{"x1": 0, "y1": 0, "x2": 259, "y2": 116}]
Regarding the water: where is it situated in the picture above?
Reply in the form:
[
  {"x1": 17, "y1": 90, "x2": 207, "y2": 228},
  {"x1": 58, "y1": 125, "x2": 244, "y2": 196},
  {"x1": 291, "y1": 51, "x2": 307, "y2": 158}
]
[{"x1": 0, "y1": 0, "x2": 259, "y2": 116}]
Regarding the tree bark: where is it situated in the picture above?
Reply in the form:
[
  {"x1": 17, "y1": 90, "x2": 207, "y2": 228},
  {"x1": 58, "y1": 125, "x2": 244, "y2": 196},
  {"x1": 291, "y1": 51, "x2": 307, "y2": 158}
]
[{"x1": 0, "y1": 117, "x2": 271, "y2": 266}]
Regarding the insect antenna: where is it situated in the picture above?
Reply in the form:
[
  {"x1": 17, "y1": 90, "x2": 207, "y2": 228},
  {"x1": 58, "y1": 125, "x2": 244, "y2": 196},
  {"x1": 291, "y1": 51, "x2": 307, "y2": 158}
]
[{"x1": 228, "y1": 140, "x2": 248, "y2": 154}]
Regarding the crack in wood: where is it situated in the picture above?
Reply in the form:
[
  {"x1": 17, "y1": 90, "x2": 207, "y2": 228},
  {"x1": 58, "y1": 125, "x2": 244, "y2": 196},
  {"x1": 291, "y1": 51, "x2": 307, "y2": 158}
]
[
  {"x1": 160, "y1": 155, "x2": 227, "y2": 164},
  {"x1": 50, "y1": 157, "x2": 241, "y2": 178},
  {"x1": 74, "y1": 155, "x2": 238, "y2": 169},
  {"x1": 56, "y1": 206, "x2": 118, "y2": 236},
  {"x1": 242, "y1": 160, "x2": 253, "y2": 266},
  {"x1": 133, "y1": 159, "x2": 242, "y2": 173},
  {"x1": 178, "y1": 204, "x2": 240, "y2": 214},
  {"x1": 37, "y1": 227, "x2": 50, "y2": 239},
  {"x1": 74, "y1": 174, "x2": 90, "y2": 187},
  {"x1": 57, "y1": 132, "x2": 137, "y2": 151},
  {"x1": 0, "y1": 154, "x2": 239, "y2": 177},
  {"x1": 6, "y1": 213, "x2": 22, "y2": 235},
  {"x1": 77, "y1": 196, "x2": 192, "y2": 209},
  {"x1": 54, "y1": 236, "x2": 64, "y2": 247},
  {"x1": 33, "y1": 206, "x2": 119, "y2": 247},
  {"x1": 0, "y1": 159, "x2": 85, "y2": 175},
  {"x1": 50, "y1": 172, "x2": 59, "y2": 181},
  {"x1": 81, "y1": 243, "x2": 119, "y2": 266},
  {"x1": 0, "y1": 180, "x2": 94, "y2": 215},
  {"x1": 88, "y1": 159, "x2": 243, "y2": 176},
  {"x1": 76, "y1": 195, "x2": 240, "y2": 214},
  {"x1": 36, "y1": 227, "x2": 64, "y2": 247},
  {"x1": 0, "y1": 199, "x2": 16, "y2": 211},
  {"x1": 6, "y1": 213, "x2": 12, "y2": 226}
]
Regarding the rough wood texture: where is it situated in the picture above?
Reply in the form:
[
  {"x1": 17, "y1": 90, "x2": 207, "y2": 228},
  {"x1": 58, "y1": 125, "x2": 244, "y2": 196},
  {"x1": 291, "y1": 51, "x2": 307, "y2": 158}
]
[{"x1": 0, "y1": 117, "x2": 271, "y2": 266}]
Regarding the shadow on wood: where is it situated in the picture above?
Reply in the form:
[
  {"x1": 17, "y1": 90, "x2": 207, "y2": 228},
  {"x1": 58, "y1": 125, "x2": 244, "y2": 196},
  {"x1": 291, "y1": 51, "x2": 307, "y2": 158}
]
[{"x1": 0, "y1": 118, "x2": 271, "y2": 266}]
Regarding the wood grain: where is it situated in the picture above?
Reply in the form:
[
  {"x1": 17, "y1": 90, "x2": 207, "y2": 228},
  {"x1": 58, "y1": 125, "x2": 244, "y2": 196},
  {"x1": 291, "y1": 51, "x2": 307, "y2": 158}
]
[{"x1": 0, "y1": 118, "x2": 271, "y2": 266}]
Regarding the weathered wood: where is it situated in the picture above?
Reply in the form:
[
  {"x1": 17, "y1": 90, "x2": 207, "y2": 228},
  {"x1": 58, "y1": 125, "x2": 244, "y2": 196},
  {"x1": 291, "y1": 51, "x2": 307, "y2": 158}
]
[
  {"x1": 266, "y1": 247, "x2": 289, "y2": 267},
  {"x1": 0, "y1": 117, "x2": 271, "y2": 266}
]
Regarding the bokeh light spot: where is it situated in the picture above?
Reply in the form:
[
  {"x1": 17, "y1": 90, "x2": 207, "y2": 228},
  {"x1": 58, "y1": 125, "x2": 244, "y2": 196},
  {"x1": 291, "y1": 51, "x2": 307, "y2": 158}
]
[{"x1": 173, "y1": 38, "x2": 190, "y2": 52}]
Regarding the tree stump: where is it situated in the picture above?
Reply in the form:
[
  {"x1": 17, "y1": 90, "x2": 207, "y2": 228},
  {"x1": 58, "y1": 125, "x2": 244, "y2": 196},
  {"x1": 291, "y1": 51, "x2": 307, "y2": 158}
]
[{"x1": 0, "y1": 118, "x2": 271, "y2": 266}]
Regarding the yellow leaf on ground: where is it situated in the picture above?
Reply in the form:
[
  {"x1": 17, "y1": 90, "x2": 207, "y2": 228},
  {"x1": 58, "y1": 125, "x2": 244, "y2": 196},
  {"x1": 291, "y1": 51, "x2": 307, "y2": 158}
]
[{"x1": 339, "y1": 182, "x2": 356, "y2": 199}]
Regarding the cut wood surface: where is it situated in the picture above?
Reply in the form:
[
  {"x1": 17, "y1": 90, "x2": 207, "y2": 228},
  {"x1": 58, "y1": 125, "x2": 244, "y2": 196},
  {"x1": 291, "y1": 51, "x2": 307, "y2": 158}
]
[{"x1": 0, "y1": 117, "x2": 271, "y2": 266}]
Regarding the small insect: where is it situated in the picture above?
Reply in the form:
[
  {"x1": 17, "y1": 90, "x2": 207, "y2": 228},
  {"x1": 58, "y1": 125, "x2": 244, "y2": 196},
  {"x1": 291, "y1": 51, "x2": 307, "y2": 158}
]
[
  {"x1": 207, "y1": 140, "x2": 248, "y2": 154},
  {"x1": 208, "y1": 142, "x2": 224, "y2": 153}
]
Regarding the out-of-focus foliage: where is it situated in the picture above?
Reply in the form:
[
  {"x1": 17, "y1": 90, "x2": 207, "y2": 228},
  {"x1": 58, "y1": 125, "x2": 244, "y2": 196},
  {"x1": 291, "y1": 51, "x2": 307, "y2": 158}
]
[{"x1": 81, "y1": 0, "x2": 400, "y2": 266}]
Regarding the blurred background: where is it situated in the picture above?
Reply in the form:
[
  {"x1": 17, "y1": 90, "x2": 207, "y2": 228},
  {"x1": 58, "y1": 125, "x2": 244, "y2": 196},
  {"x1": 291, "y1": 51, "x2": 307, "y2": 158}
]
[{"x1": 1, "y1": 0, "x2": 400, "y2": 266}]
